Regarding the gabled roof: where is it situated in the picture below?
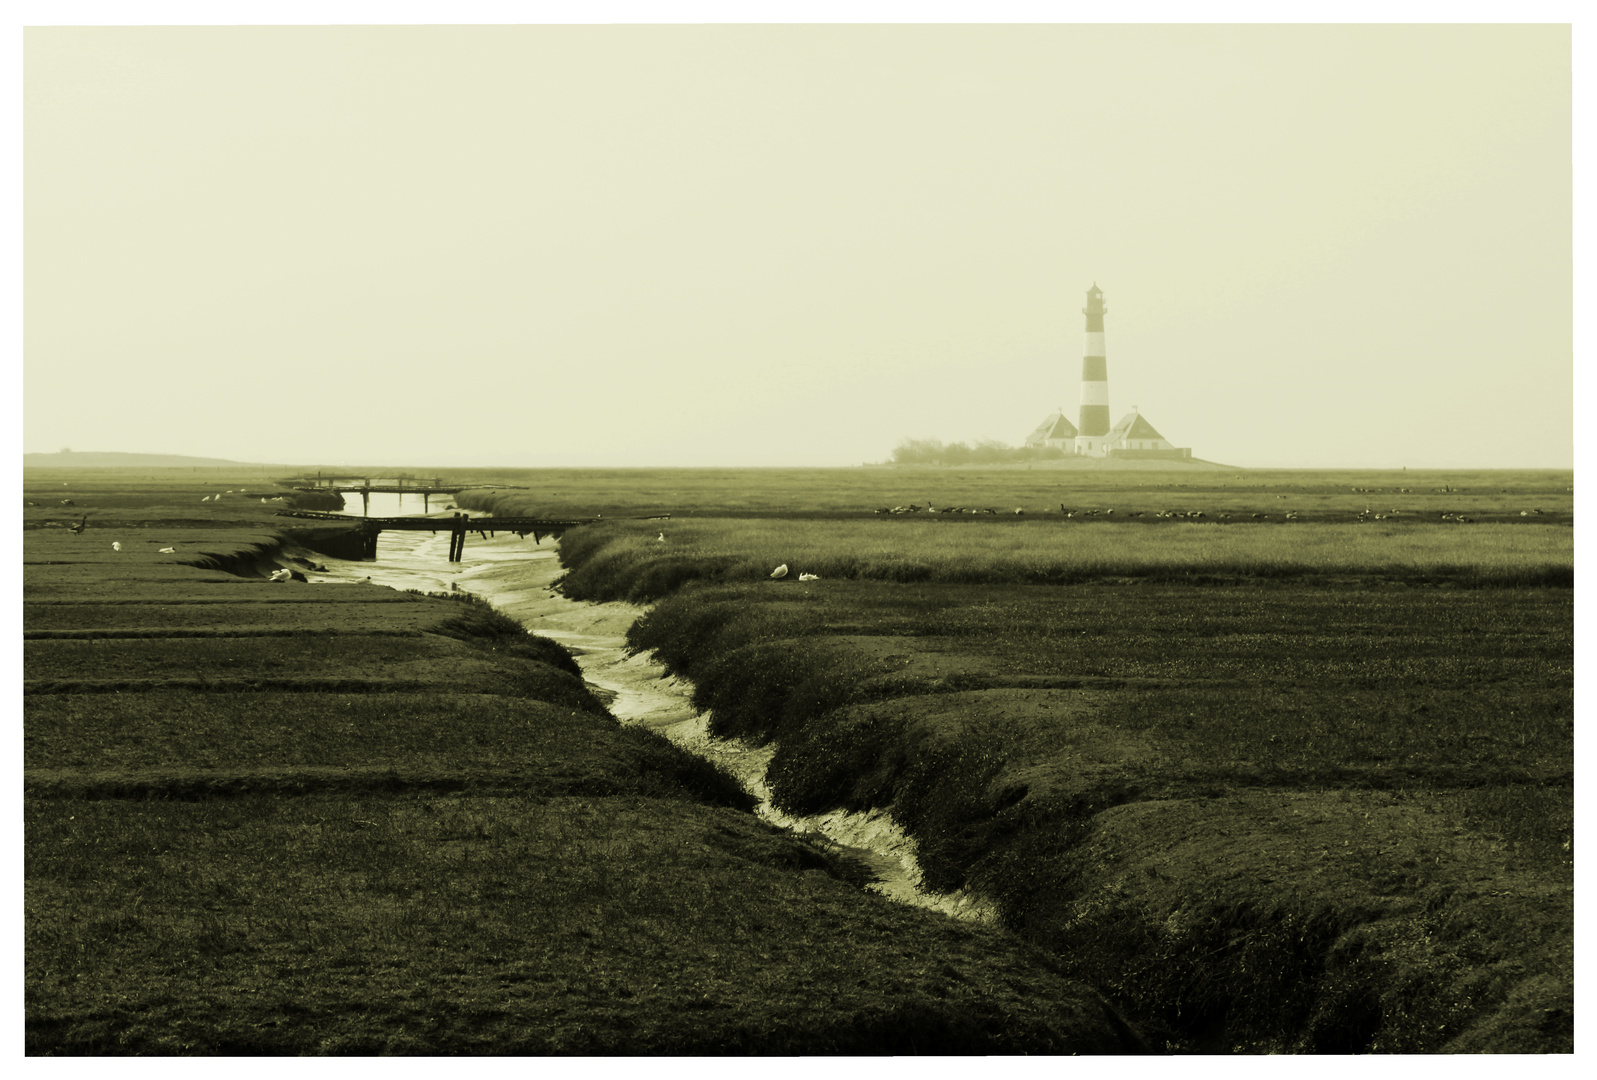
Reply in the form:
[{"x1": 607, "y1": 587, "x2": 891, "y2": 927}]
[
  {"x1": 1044, "y1": 414, "x2": 1078, "y2": 439},
  {"x1": 1024, "y1": 412, "x2": 1078, "y2": 444},
  {"x1": 1107, "y1": 410, "x2": 1167, "y2": 442}
]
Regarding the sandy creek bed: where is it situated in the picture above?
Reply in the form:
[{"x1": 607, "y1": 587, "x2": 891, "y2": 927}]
[{"x1": 305, "y1": 525, "x2": 996, "y2": 922}]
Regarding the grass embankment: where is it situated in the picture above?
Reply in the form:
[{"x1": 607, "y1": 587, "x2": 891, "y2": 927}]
[
  {"x1": 554, "y1": 513, "x2": 1574, "y2": 1053},
  {"x1": 536, "y1": 517, "x2": 1572, "y2": 602},
  {"x1": 24, "y1": 474, "x2": 1145, "y2": 1055}
]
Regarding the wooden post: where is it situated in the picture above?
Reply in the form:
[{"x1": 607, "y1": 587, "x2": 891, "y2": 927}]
[
  {"x1": 423, "y1": 492, "x2": 430, "y2": 513},
  {"x1": 362, "y1": 487, "x2": 370, "y2": 517},
  {"x1": 449, "y1": 512, "x2": 465, "y2": 562}
]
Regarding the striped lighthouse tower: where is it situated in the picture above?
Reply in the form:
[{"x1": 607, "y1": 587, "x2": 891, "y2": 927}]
[{"x1": 1076, "y1": 284, "x2": 1110, "y2": 454}]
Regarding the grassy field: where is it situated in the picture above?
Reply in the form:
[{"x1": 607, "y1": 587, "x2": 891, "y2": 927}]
[
  {"x1": 27, "y1": 793, "x2": 1132, "y2": 1054},
  {"x1": 529, "y1": 516, "x2": 1573, "y2": 602},
  {"x1": 24, "y1": 463, "x2": 1574, "y2": 1053},
  {"x1": 22, "y1": 468, "x2": 1148, "y2": 1055},
  {"x1": 451, "y1": 463, "x2": 1574, "y2": 520},
  {"x1": 24, "y1": 461, "x2": 1572, "y2": 522},
  {"x1": 523, "y1": 470, "x2": 1574, "y2": 1053}
]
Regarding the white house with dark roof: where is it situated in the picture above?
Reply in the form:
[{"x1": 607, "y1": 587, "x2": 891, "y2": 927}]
[
  {"x1": 1100, "y1": 407, "x2": 1189, "y2": 459},
  {"x1": 1023, "y1": 411, "x2": 1078, "y2": 452}
]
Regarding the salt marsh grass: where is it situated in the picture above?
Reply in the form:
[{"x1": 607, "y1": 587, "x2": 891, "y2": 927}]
[
  {"x1": 545, "y1": 486, "x2": 1573, "y2": 1052},
  {"x1": 26, "y1": 793, "x2": 1133, "y2": 1054},
  {"x1": 557, "y1": 517, "x2": 1572, "y2": 601},
  {"x1": 24, "y1": 476, "x2": 1149, "y2": 1054},
  {"x1": 24, "y1": 464, "x2": 1574, "y2": 1053}
]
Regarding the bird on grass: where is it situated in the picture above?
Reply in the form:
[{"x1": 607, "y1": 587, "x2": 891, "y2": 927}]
[
  {"x1": 770, "y1": 564, "x2": 789, "y2": 579},
  {"x1": 111, "y1": 542, "x2": 121, "y2": 551},
  {"x1": 657, "y1": 532, "x2": 666, "y2": 542},
  {"x1": 798, "y1": 572, "x2": 820, "y2": 581},
  {"x1": 158, "y1": 547, "x2": 175, "y2": 553},
  {"x1": 69, "y1": 514, "x2": 90, "y2": 536}
]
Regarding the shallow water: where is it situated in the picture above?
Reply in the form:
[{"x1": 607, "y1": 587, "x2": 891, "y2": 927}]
[
  {"x1": 326, "y1": 490, "x2": 456, "y2": 519},
  {"x1": 305, "y1": 530, "x2": 995, "y2": 922}
]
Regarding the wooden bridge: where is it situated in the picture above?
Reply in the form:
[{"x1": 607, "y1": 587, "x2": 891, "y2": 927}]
[
  {"x1": 282, "y1": 474, "x2": 531, "y2": 515},
  {"x1": 274, "y1": 510, "x2": 596, "y2": 562}
]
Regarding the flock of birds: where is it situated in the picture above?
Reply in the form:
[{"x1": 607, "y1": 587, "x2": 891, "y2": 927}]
[
  {"x1": 763, "y1": 492, "x2": 1554, "y2": 583},
  {"x1": 35, "y1": 488, "x2": 265, "y2": 555},
  {"x1": 54, "y1": 513, "x2": 183, "y2": 551},
  {"x1": 861, "y1": 499, "x2": 1560, "y2": 525},
  {"x1": 200, "y1": 491, "x2": 285, "y2": 503},
  {"x1": 876, "y1": 503, "x2": 1005, "y2": 515}
]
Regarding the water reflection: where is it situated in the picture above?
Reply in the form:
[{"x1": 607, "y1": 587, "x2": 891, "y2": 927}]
[{"x1": 329, "y1": 491, "x2": 460, "y2": 518}]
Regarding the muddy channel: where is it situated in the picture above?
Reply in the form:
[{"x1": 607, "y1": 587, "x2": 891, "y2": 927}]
[{"x1": 307, "y1": 525, "x2": 997, "y2": 923}]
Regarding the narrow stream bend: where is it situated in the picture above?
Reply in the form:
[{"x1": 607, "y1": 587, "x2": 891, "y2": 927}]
[{"x1": 306, "y1": 526, "x2": 997, "y2": 922}]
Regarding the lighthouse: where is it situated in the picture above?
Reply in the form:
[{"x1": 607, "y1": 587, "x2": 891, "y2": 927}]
[
  {"x1": 1076, "y1": 284, "x2": 1110, "y2": 453},
  {"x1": 1022, "y1": 283, "x2": 1195, "y2": 460}
]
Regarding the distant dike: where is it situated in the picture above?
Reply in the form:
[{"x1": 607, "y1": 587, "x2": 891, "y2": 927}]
[{"x1": 23, "y1": 451, "x2": 279, "y2": 469}]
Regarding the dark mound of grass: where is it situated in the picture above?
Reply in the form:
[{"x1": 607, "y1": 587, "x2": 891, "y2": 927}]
[
  {"x1": 21, "y1": 585, "x2": 427, "y2": 603},
  {"x1": 25, "y1": 692, "x2": 753, "y2": 811},
  {"x1": 24, "y1": 629, "x2": 609, "y2": 712},
  {"x1": 982, "y1": 793, "x2": 1575, "y2": 1053},
  {"x1": 553, "y1": 528, "x2": 736, "y2": 603},
  {"x1": 282, "y1": 489, "x2": 346, "y2": 512},
  {"x1": 492, "y1": 633, "x2": 585, "y2": 679},
  {"x1": 25, "y1": 793, "x2": 1142, "y2": 1055},
  {"x1": 620, "y1": 578, "x2": 1573, "y2": 1052},
  {"x1": 24, "y1": 596, "x2": 464, "y2": 637},
  {"x1": 402, "y1": 591, "x2": 589, "y2": 681}
]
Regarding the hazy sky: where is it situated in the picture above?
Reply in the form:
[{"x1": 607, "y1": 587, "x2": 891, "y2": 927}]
[{"x1": 22, "y1": 18, "x2": 1573, "y2": 468}]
